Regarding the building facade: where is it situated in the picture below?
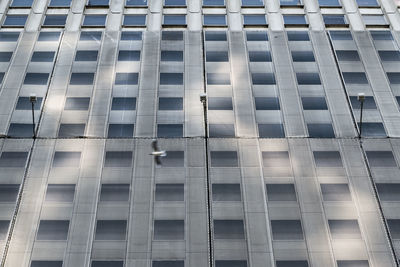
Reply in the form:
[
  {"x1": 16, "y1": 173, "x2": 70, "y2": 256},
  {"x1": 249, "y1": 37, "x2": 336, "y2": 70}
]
[{"x1": 0, "y1": 0, "x2": 400, "y2": 266}]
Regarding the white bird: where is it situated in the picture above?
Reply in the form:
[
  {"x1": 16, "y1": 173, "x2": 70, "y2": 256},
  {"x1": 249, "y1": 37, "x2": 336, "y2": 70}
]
[{"x1": 150, "y1": 139, "x2": 167, "y2": 165}]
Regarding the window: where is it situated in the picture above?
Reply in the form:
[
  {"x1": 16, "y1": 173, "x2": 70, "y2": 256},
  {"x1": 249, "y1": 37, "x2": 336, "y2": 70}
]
[
  {"x1": 52, "y1": 152, "x2": 81, "y2": 167},
  {"x1": 100, "y1": 184, "x2": 130, "y2": 201},
  {"x1": 209, "y1": 124, "x2": 235, "y2": 137},
  {"x1": 8, "y1": 124, "x2": 33, "y2": 138},
  {"x1": 301, "y1": 97, "x2": 327, "y2": 110},
  {"x1": 337, "y1": 261, "x2": 369, "y2": 267},
  {"x1": 158, "y1": 97, "x2": 183, "y2": 110},
  {"x1": 280, "y1": 0, "x2": 302, "y2": 5},
  {"x1": 271, "y1": 220, "x2": 304, "y2": 240},
  {"x1": 160, "y1": 73, "x2": 183, "y2": 85},
  {"x1": 208, "y1": 97, "x2": 233, "y2": 110},
  {"x1": 31, "y1": 261, "x2": 63, "y2": 267},
  {"x1": 83, "y1": 15, "x2": 107, "y2": 27},
  {"x1": 70, "y1": 73, "x2": 95, "y2": 85},
  {"x1": 362, "y1": 15, "x2": 388, "y2": 26},
  {"x1": 207, "y1": 73, "x2": 230, "y2": 85},
  {"x1": 3, "y1": 15, "x2": 28, "y2": 27},
  {"x1": 10, "y1": 0, "x2": 33, "y2": 7},
  {"x1": 206, "y1": 51, "x2": 229, "y2": 62},
  {"x1": 37, "y1": 220, "x2": 69, "y2": 240},
  {"x1": 308, "y1": 123, "x2": 335, "y2": 138},
  {"x1": 75, "y1": 50, "x2": 98, "y2": 61},
  {"x1": 249, "y1": 51, "x2": 271, "y2": 62},
  {"x1": 371, "y1": 31, "x2": 392, "y2": 40},
  {"x1": 43, "y1": 15, "x2": 67, "y2": 26},
  {"x1": 0, "y1": 73, "x2": 4, "y2": 84},
  {"x1": 215, "y1": 261, "x2": 247, "y2": 267},
  {"x1": 313, "y1": 151, "x2": 342, "y2": 167},
  {"x1": 111, "y1": 97, "x2": 136, "y2": 110},
  {"x1": 213, "y1": 220, "x2": 245, "y2": 239},
  {"x1": 376, "y1": 184, "x2": 400, "y2": 201},
  {"x1": 16, "y1": 97, "x2": 43, "y2": 110},
  {"x1": 323, "y1": 15, "x2": 347, "y2": 26},
  {"x1": 91, "y1": 262, "x2": 123, "y2": 267},
  {"x1": 31, "y1": 51, "x2": 55, "y2": 62},
  {"x1": 64, "y1": 97, "x2": 90, "y2": 110},
  {"x1": 243, "y1": 15, "x2": 267, "y2": 26},
  {"x1": 287, "y1": 31, "x2": 309, "y2": 41},
  {"x1": 157, "y1": 124, "x2": 183, "y2": 137},
  {"x1": 262, "y1": 151, "x2": 290, "y2": 167},
  {"x1": 378, "y1": 51, "x2": 400, "y2": 62},
  {"x1": 212, "y1": 184, "x2": 241, "y2": 201},
  {"x1": 87, "y1": 0, "x2": 109, "y2": 6},
  {"x1": 387, "y1": 219, "x2": 400, "y2": 239},
  {"x1": 328, "y1": 220, "x2": 361, "y2": 239},
  {"x1": 0, "y1": 221, "x2": 9, "y2": 240},
  {"x1": 296, "y1": 73, "x2": 321, "y2": 85},
  {"x1": 161, "y1": 151, "x2": 184, "y2": 167},
  {"x1": 203, "y1": 0, "x2": 224, "y2": 6},
  {"x1": 162, "y1": 31, "x2": 183, "y2": 40},
  {"x1": 164, "y1": 0, "x2": 186, "y2": 6},
  {"x1": 126, "y1": 0, "x2": 147, "y2": 6},
  {"x1": 251, "y1": 73, "x2": 276, "y2": 84},
  {"x1": 283, "y1": 15, "x2": 307, "y2": 26},
  {"x1": 80, "y1": 31, "x2": 102, "y2": 41},
  {"x1": 155, "y1": 184, "x2": 184, "y2": 201},
  {"x1": 258, "y1": 124, "x2": 285, "y2": 138},
  {"x1": 154, "y1": 220, "x2": 184, "y2": 240},
  {"x1": 0, "y1": 32, "x2": 20, "y2": 42},
  {"x1": 121, "y1": 31, "x2": 142, "y2": 40},
  {"x1": 349, "y1": 96, "x2": 376, "y2": 109},
  {"x1": 24, "y1": 73, "x2": 49, "y2": 85},
  {"x1": 246, "y1": 31, "x2": 268, "y2": 41},
  {"x1": 242, "y1": 0, "x2": 264, "y2": 6},
  {"x1": 329, "y1": 30, "x2": 352, "y2": 40},
  {"x1": 49, "y1": 0, "x2": 72, "y2": 7},
  {"x1": 356, "y1": 0, "x2": 378, "y2": 7},
  {"x1": 104, "y1": 151, "x2": 133, "y2": 167},
  {"x1": 366, "y1": 151, "x2": 397, "y2": 167},
  {"x1": 95, "y1": 220, "x2": 127, "y2": 240},
  {"x1": 255, "y1": 97, "x2": 280, "y2": 110},
  {"x1": 203, "y1": 15, "x2": 227, "y2": 26},
  {"x1": 163, "y1": 15, "x2": 186, "y2": 26},
  {"x1": 276, "y1": 261, "x2": 309, "y2": 267},
  {"x1": 387, "y1": 73, "x2": 400, "y2": 84},
  {"x1": 321, "y1": 184, "x2": 351, "y2": 201},
  {"x1": 0, "y1": 52, "x2": 12, "y2": 62},
  {"x1": 45, "y1": 184, "x2": 75, "y2": 202},
  {"x1": 318, "y1": 0, "x2": 340, "y2": 7},
  {"x1": 358, "y1": 123, "x2": 386, "y2": 137},
  {"x1": 161, "y1": 51, "x2": 183, "y2": 61},
  {"x1": 0, "y1": 184, "x2": 19, "y2": 202},
  {"x1": 266, "y1": 184, "x2": 296, "y2": 201},
  {"x1": 0, "y1": 152, "x2": 28, "y2": 167},
  {"x1": 58, "y1": 124, "x2": 85, "y2": 137},
  {"x1": 336, "y1": 50, "x2": 360, "y2": 61},
  {"x1": 210, "y1": 151, "x2": 238, "y2": 167},
  {"x1": 205, "y1": 31, "x2": 227, "y2": 41},
  {"x1": 291, "y1": 51, "x2": 315, "y2": 62},
  {"x1": 115, "y1": 73, "x2": 139, "y2": 85},
  {"x1": 153, "y1": 261, "x2": 184, "y2": 267},
  {"x1": 108, "y1": 124, "x2": 134, "y2": 138}
]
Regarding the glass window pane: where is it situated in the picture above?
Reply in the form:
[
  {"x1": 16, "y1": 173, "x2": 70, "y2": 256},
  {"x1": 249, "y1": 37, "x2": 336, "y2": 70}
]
[
  {"x1": 164, "y1": 0, "x2": 186, "y2": 6},
  {"x1": 111, "y1": 97, "x2": 136, "y2": 110},
  {"x1": 296, "y1": 73, "x2": 321, "y2": 85},
  {"x1": 115, "y1": 72, "x2": 138, "y2": 85},
  {"x1": 37, "y1": 220, "x2": 69, "y2": 240},
  {"x1": 307, "y1": 123, "x2": 335, "y2": 137},
  {"x1": 349, "y1": 96, "x2": 376, "y2": 109},
  {"x1": 45, "y1": 184, "x2": 75, "y2": 202},
  {"x1": 155, "y1": 184, "x2": 184, "y2": 201},
  {"x1": 262, "y1": 151, "x2": 290, "y2": 167},
  {"x1": 24, "y1": 73, "x2": 49, "y2": 85},
  {"x1": 358, "y1": 123, "x2": 386, "y2": 137},
  {"x1": 321, "y1": 184, "x2": 351, "y2": 201},
  {"x1": 108, "y1": 124, "x2": 134, "y2": 138},
  {"x1": 212, "y1": 184, "x2": 241, "y2": 201},
  {"x1": 157, "y1": 124, "x2": 183, "y2": 137},
  {"x1": 91, "y1": 262, "x2": 123, "y2": 267},
  {"x1": 246, "y1": 31, "x2": 268, "y2": 41},
  {"x1": 104, "y1": 151, "x2": 133, "y2": 167},
  {"x1": 160, "y1": 73, "x2": 183, "y2": 85},
  {"x1": 292, "y1": 51, "x2": 315, "y2": 62},
  {"x1": 336, "y1": 50, "x2": 360, "y2": 61},
  {"x1": 366, "y1": 151, "x2": 397, "y2": 167},
  {"x1": 121, "y1": 31, "x2": 142, "y2": 40},
  {"x1": 209, "y1": 124, "x2": 235, "y2": 137},
  {"x1": 362, "y1": 15, "x2": 387, "y2": 26},
  {"x1": 163, "y1": 15, "x2": 186, "y2": 25},
  {"x1": 0, "y1": 32, "x2": 20, "y2": 42},
  {"x1": 356, "y1": 0, "x2": 378, "y2": 7},
  {"x1": 330, "y1": 30, "x2": 352, "y2": 40},
  {"x1": 64, "y1": 97, "x2": 90, "y2": 110},
  {"x1": 378, "y1": 51, "x2": 400, "y2": 61},
  {"x1": 313, "y1": 151, "x2": 342, "y2": 167},
  {"x1": 8, "y1": 124, "x2": 33, "y2": 138},
  {"x1": 3, "y1": 15, "x2": 28, "y2": 26},
  {"x1": 203, "y1": 0, "x2": 224, "y2": 5},
  {"x1": 280, "y1": 0, "x2": 302, "y2": 5},
  {"x1": 0, "y1": 184, "x2": 19, "y2": 202},
  {"x1": 0, "y1": 221, "x2": 9, "y2": 240},
  {"x1": 31, "y1": 261, "x2": 63, "y2": 267},
  {"x1": 243, "y1": 15, "x2": 267, "y2": 26},
  {"x1": 80, "y1": 31, "x2": 102, "y2": 41},
  {"x1": 126, "y1": 0, "x2": 147, "y2": 6},
  {"x1": 242, "y1": 0, "x2": 264, "y2": 6},
  {"x1": 58, "y1": 124, "x2": 85, "y2": 137},
  {"x1": 276, "y1": 261, "x2": 309, "y2": 267},
  {"x1": 162, "y1": 151, "x2": 184, "y2": 167},
  {"x1": 328, "y1": 220, "x2": 361, "y2": 239},
  {"x1": 70, "y1": 73, "x2": 94, "y2": 85},
  {"x1": 0, "y1": 152, "x2": 28, "y2": 167},
  {"x1": 271, "y1": 220, "x2": 303, "y2": 240},
  {"x1": 213, "y1": 220, "x2": 245, "y2": 239},
  {"x1": 205, "y1": 31, "x2": 227, "y2": 41},
  {"x1": 371, "y1": 31, "x2": 392, "y2": 40},
  {"x1": 266, "y1": 184, "x2": 297, "y2": 201},
  {"x1": 0, "y1": 52, "x2": 12, "y2": 62},
  {"x1": 52, "y1": 152, "x2": 81, "y2": 167},
  {"x1": 100, "y1": 184, "x2": 130, "y2": 201},
  {"x1": 301, "y1": 97, "x2": 328, "y2": 110},
  {"x1": 43, "y1": 15, "x2": 67, "y2": 26},
  {"x1": 249, "y1": 51, "x2": 271, "y2": 62},
  {"x1": 158, "y1": 97, "x2": 183, "y2": 110},
  {"x1": 87, "y1": 0, "x2": 109, "y2": 5},
  {"x1": 204, "y1": 15, "x2": 226, "y2": 26},
  {"x1": 323, "y1": 15, "x2": 347, "y2": 25},
  {"x1": 162, "y1": 31, "x2": 183, "y2": 40},
  {"x1": 318, "y1": 0, "x2": 340, "y2": 6},
  {"x1": 376, "y1": 184, "x2": 400, "y2": 201},
  {"x1": 152, "y1": 261, "x2": 184, "y2": 267},
  {"x1": 255, "y1": 97, "x2": 280, "y2": 110},
  {"x1": 95, "y1": 220, "x2": 127, "y2": 240},
  {"x1": 75, "y1": 50, "x2": 98, "y2": 61},
  {"x1": 154, "y1": 220, "x2": 184, "y2": 240},
  {"x1": 11, "y1": 0, "x2": 33, "y2": 7},
  {"x1": 49, "y1": 0, "x2": 72, "y2": 6},
  {"x1": 206, "y1": 51, "x2": 229, "y2": 62},
  {"x1": 387, "y1": 72, "x2": 400, "y2": 84},
  {"x1": 208, "y1": 97, "x2": 233, "y2": 110},
  {"x1": 215, "y1": 261, "x2": 247, "y2": 267},
  {"x1": 31, "y1": 51, "x2": 55, "y2": 62},
  {"x1": 0, "y1": 73, "x2": 4, "y2": 84},
  {"x1": 251, "y1": 73, "x2": 276, "y2": 84},
  {"x1": 210, "y1": 151, "x2": 238, "y2": 167},
  {"x1": 387, "y1": 219, "x2": 400, "y2": 239},
  {"x1": 258, "y1": 124, "x2": 285, "y2": 138},
  {"x1": 16, "y1": 97, "x2": 43, "y2": 110},
  {"x1": 207, "y1": 73, "x2": 230, "y2": 85},
  {"x1": 287, "y1": 31, "x2": 309, "y2": 41},
  {"x1": 337, "y1": 261, "x2": 369, "y2": 267},
  {"x1": 83, "y1": 15, "x2": 106, "y2": 26},
  {"x1": 38, "y1": 32, "x2": 60, "y2": 41},
  {"x1": 161, "y1": 51, "x2": 183, "y2": 61},
  {"x1": 283, "y1": 15, "x2": 307, "y2": 25}
]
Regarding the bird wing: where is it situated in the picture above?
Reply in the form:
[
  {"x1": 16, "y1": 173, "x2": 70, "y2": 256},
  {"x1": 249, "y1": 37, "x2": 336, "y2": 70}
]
[
  {"x1": 151, "y1": 139, "x2": 159, "y2": 151},
  {"x1": 155, "y1": 156, "x2": 162, "y2": 166}
]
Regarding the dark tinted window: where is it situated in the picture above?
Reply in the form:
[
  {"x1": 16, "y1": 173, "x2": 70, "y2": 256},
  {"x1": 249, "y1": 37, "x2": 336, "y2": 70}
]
[
  {"x1": 0, "y1": 32, "x2": 20, "y2": 42},
  {"x1": 155, "y1": 184, "x2": 184, "y2": 201},
  {"x1": 208, "y1": 97, "x2": 233, "y2": 110},
  {"x1": 3, "y1": 15, "x2": 28, "y2": 26},
  {"x1": 287, "y1": 31, "x2": 309, "y2": 41},
  {"x1": 64, "y1": 97, "x2": 90, "y2": 110},
  {"x1": 115, "y1": 72, "x2": 138, "y2": 85},
  {"x1": 154, "y1": 220, "x2": 184, "y2": 240},
  {"x1": 276, "y1": 261, "x2": 309, "y2": 267},
  {"x1": 258, "y1": 124, "x2": 285, "y2": 138},
  {"x1": 207, "y1": 73, "x2": 230, "y2": 85},
  {"x1": 38, "y1": 32, "x2": 60, "y2": 41},
  {"x1": 58, "y1": 124, "x2": 85, "y2": 137},
  {"x1": 343, "y1": 72, "x2": 368, "y2": 84},
  {"x1": 337, "y1": 261, "x2": 369, "y2": 267},
  {"x1": 164, "y1": 15, "x2": 186, "y2": 25},
  {"x1": 280, "y1": 0, "x2": 302, "y2": 5},
  {"x1": 271, "y1": 220, "x2": 304, "y2": 240},
  {"x1": 387, "y1": 72, "x2": 400, "y2": 84},
  {"x1": 296, "y1": 73, "x2": 321, "y2": 85},
  {"x1": 255, "y1": 97, "x2": 280, "y2": 110},
  {"x1": 356, "y1": 0, "x2": 378, "y2": 6},
  {"x1": 330, "y1": 31, "x2": 352, "y2": 40},
  {"x1": 387, "y1": 219, "x2": 400, "y2": 239},
  {"x1": 10, "y1": 0, "x2": 33, "y2": 7},
  {"x1": 108, "y1": 124, "x2": 134, "y2": 138},
  {"x1": 209, "y1": 124, "x2": 235, "y2": 137},
  {"x1": 159, "y1": 97, "x2": 183, "y2": 110},
  {"x1": 366, "y1": 151, "x2": 397, "y2": 167},
  {"x1": 45, "y1": 184, "x2": 75, "y2": 202},
  {"x1": 16, "y1": 97, "x2": 43, "y2": 110},
  {"x1": 0, "y1": 221, "x2": 9, "y2": 240},
  {"x1": 8, "y1": 124, "x2": 33, "y2": 138},
  {"x1": 91, "y1": 262, "x2": 123, "y2": 267},
  {"x1": 164, "y1": 0, "x2": 186, "y2": 6},
  {"x1": 328, "y1": 220, "x2": 361, "y2": 239},
  {"x1": 358, "y1": 123, "x2": 386, "y2": 137},
  {"x1": 100, "y1": 184, "x2": 130, "y2": 201},
  {"x1": 246, "y1": 31, "x2": 268, "y2": 41},
  {"x1": 0, "y1": 73, "x2": 3, "y2": 84},
  {"x1": 161, "y1": 51, "x2": 183, "y2": 61},
  {"x1": 302, "y1": 97, "x2": 328, "y2": 110},
  {"x1": 212, "y1": 184, "x2": 241, "y2": 201},
  {"x1": 24, "y1": 73, "x2": 49, "y2": 85},
  {"x1": 80, "y1": 31, "x2": 102, "y2": 41},
  {"x1": 0, "y1": 152, "x2": 28, "y2": 167},
  {"x1": 243, "y1": 15, "x2": 267, "y2": 25},
  {"x1": 37, "y1": 220, "x2": 69, "y2": 240},
  {"x1": 321, "y1": 184, "x2": 352, "y2": 201},
  {"x1": 313, "y1": 151, "x2": 342, "y2": 167},
  {"x1": 371, "y1": 31, "x2": 392, "y2": 40},
  {"x1": 31, "y1": 51, "x2": 55, "y2": 62},
  {"x1": 204, "y1": 15, "x2": 226, "y2": 26},
  {"x1": 162, "y1": 31, "x2": 183, "y2": 40},
  {"x1": 376, "y1": 184, "x2": 400, "y2": 201},
  {"x1": 242, "y1": 0, "x2": 264, "y2": 6},
  {"x1": 350, "y1": 96, "x2": 376, "y2": 109},
  {"x1": 291, "y1": 51, "x2": 315, "y2": 62},
  {"x1": 83, "y1": 15, "x2": 107, "y2": 26},
  {"x1": 104, "y1": 151, "x2": 133, "y2": 167},
  {"x1": 0, "y1": 184, "x2": 19, "y2": 202},
  {"x1": 206, "y1": 51, "x2": 229, "y2": 62},
  {"x1": 160, "y1": 73, "x2": 183, "y2": 85},
  {"x1": 52, "y1": 152, "x2": 81, "y2": 167},
  {"x1": 215, "y1": 261, "x2": 247, "y2": 267},
  {"x1": 43, "y1": 15, "x2": 67, "y2": 26},
  {"x1": 31, "y1": 261, "x2": 63, "y2": 267},
  {"x1": 248, "y1": 51, "x2": 271, "y2": 62},
  {"x1": 205, "y1": 31, "x2": 227, "y2": 41},
  {"x1": 0, "y1": 52, "x2": 12, "y2": 62},
  {"x1": 121, "y1": 31, "x2": 142, "y2": 40},
  {"x1": 251, "y1": 73, "x2": 276, "y2": 85},
  {"x1": 318, "y1": 0, "x2": 340, "y2": 6},
  {"x1": 323, "y1": 15, "x2": 347, "y2": 25},
  {"x1": 70, "y1": 73, "x2": 94, "y2": 85},
  {"x1": 49, "y1": 0, "x2": 72, "y2": 6},
  {"x1": 126, "y1": 0, "x2": 147, "y2": 6},
  {"x1": 162, "y1": 151, "x2": 184, "y2": 167},
  {"x1": 75, "y1": 50, "x2": 98, "y2": 61},
  {"x1": 111, "y1": 97, "x2": 136, "y2": 110},
  {"x1": 210, "y1": 151, "x2": 238, "y2": 167},
  {"x1": 307, "y1": 123, "x2": 335, "y2": 138},
  {"x1": 283, "y1": 15, "x2": 307, "y2": 25},
  {"x1": 157, "y1": 124, "x2": 183, "y2": 137},
  {"x1": 336, "y1": 50, "x2": 360, "y2": 61},
  {"x1": 378, "y1": 51, "x2": 400, "y2": 61},
  {"x1": 87, "y1": 0, "x2": 109, "y2": 5},
  {"x1": 266, "y1": 184, "x2": 297, "y2": 201},
  {"x1": 203, "y1": 0, "x2": 224, "y2": 5},
  {"x1": 95, "y1": 220, "x2": 127, "y2": 240},
  {"x1": 213, "y1": 220, "x2": 245, "y2": 239}
]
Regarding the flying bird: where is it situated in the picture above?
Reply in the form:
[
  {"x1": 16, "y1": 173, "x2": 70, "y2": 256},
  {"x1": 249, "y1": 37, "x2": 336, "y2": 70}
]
[{"x1": 150, "y1": 139, "x2": 167, "y2": 165}]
